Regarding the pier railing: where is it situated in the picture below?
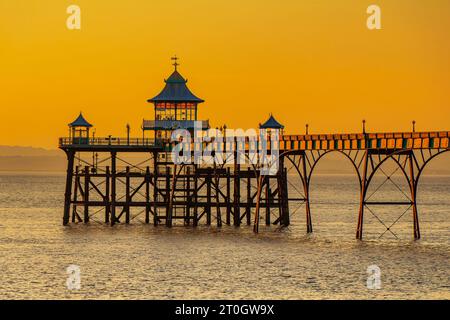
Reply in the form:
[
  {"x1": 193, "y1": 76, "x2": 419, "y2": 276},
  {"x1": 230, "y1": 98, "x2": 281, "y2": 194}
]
[
  {"x1": 59, "y1": 137, "x2": 160, "y2": 147},
  {"x1": 143, "y1": 120, "x2": 209, "y2": 130},
  {"x1": 59, "y1": 131, "x2": 450, "y2": 151}
]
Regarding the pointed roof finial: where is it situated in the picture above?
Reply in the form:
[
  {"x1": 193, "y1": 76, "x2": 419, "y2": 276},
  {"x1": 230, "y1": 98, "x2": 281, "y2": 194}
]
[{"x1": 171, "y1": 55, "x2": 179, "y2": 71}]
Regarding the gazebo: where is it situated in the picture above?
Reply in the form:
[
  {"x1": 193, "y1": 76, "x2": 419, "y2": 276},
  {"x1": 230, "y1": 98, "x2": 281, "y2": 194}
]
[
  {"x1": 69, "y1": 112, "x2": 93, "y2": 144},
  {"x1": 144, "y1": 56, "x2": 209, "y2": 142},
  {"x1": 259, "y1": 114, "x2": 284, "y2": 136}
]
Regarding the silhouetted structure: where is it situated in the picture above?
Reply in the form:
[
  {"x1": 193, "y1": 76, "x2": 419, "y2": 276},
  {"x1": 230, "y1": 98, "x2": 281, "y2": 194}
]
[{"x1": 59, "y1": 59, "x2": 450, "y2": 240}]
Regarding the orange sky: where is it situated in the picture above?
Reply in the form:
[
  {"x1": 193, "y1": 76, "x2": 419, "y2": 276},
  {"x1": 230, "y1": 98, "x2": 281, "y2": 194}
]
[{"x1": 0, "y1": 0, "x2": 449, "y2": 148}]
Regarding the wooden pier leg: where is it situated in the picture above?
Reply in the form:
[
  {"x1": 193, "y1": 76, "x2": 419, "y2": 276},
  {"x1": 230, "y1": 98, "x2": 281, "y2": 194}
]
[
  {"x1": 72, "y1": 166, "x2": 79, "y2": 223},
  {"x1": 206, "y1": 172, "x2": 212, "y2": 225},
  {"x1": 111, "y1": 152, "x2": 117, "y2": 226},
  {"x1": 166, "y1": 168, "x2": 172, "y2": 227},
  {"x1": 233, "y1": 164, "x2": 241, "y2": 226},
  {"x1": 84, "y1": 166, "x2": 90, "y2": 224},
  {"x1": 214, "y1": 165, "x2": 222, "y2": 227},
  {"x1": 105, "y1": 166, "x2": 110, "y2": 224},
  {"x1": 186, "y1": 166, "x2": 191, "y2": 226},
  {"x1": 408, "y1": 153, "x2": 421, "y2": 240},
  {"x1": 253, "y1": 175, "x2": 264, "y2": 233},
  {"x1": 145, "y1": 166, "x2": 150, "y2": 224},
  {"x1": 125, "y1": 166, "x2": 131, "y2": 224},
  {"x1": 282, "y1": 168, "x2": 290, "y2": 227},
  {"x1": 276, "y1": 170, "x2": 283, "y2": 225},
  {"x1": 246, "y1": 168, "x2": 251, "y2": 226},
  {"x1": 153, "y1": 153, "x2": 159, "y2": 226},
  {"x1": 63, "y1": 150, "x2": 75, "y2": 225},
  {"x1": 265, "y1": 177, "x2": 271, "y2": 226},
  {"x1": 226, "y1": 168, "x2": 231, "y2": 225},
  {"x1": 356, "y1": 150, "x2": 369, "y2": 240},
  {"x1": 193, "y1": 169, "x2": 198, "y2": 227}
]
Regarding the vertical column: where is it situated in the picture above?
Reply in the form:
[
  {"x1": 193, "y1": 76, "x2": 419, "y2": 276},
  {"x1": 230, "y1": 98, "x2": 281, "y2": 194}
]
[
  {"x1": 356, "y1": 150, "x2": 369, "y2": 240},
  {"x1": 226, "y1": 168, "x2": 231, "y2": 225},
  {"x1": 265, "y1": 177, "x2": 271, "y2": 226},
  {"x1": 105, "y1": 166, "x2": 110, "y2": 224},
  {"x1": 233, "y1": 152, "x2": 241, "y2": 226},
  {"x1": 165, "y1": 168, "x2": 172, "y2": 227},
  {"x1": 193, "y1": 168, "x2": 198, "y2": 227},
  {"x1": 282, "y1": 168, "x2": 290, "y2": 226},
  {"x1": 110, "y1": 152, "x2": 117, "y2": 226},
  {"x1": 125, "y1": 166, "x2": 131, "y2": 224},
  {"x1": 145, "y1": 166, "x2": 150, "y2": 224},
  {"x1": 72, "y1": 166, "x2": 79, "y2": 223},
  {"x1": 253, "y1": 174, "x2": 264, "y2": 233},
  {"x1": 84, "y1": 165, "x2": 90, "y2": 223},
  {"x1": 214, "y1": 165, "x2": 222, "y2": 227},
  {"x1": 276, "y1": 171, "x2": 283, "y2": 225},
  {"x1": 246, "y1": 168, "x2": 252, "y2": 226},
  {"x1": 206, "y1": 171, "x2": 212, "y2": 225},
  {"x1": 153, "y1": 152, "x2": 159, "y2": 226},
  {"x1": 301, "y1": 153, "x2": 312, "y2": 232},
  {"x1": 408, "y1": 153, "x2": 420, "y2": 240},
  {"x1": 185, "y1": 166, "x2": 191, "y2": 226},
  {"x1": 63, "y1": 150, "x2": 75, "y2": 225}
]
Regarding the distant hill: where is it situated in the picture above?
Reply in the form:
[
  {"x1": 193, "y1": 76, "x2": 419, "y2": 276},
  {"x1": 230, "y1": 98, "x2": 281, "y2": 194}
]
[
  {"x1": 0, "y1": 146, "x2": 65, "y2": 172},
  {"x1": 0, "y1": 145, "x2": 448, "y2": 174}
]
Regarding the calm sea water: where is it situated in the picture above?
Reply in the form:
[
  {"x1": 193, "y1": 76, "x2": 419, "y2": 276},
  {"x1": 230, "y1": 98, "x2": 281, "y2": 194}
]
[{"x1": 0, "y1": 172, "x2": 448, "y2": 299}]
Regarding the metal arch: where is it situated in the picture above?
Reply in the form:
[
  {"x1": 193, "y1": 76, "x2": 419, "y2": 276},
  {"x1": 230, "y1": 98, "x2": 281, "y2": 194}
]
[
  {"x1": 281, "y1": 149, "x2": 364, "y2": 234},
  {"x1": 364, "y1": 150, "x2": 414, "y2": 192},
  {"x1": 414, "y1": 149, "x2": 449, "y2": 193},
  {"x1": 356, "y1": 148, "x2": 443, "y2": 240},
  {"x1": 305, "y1": 150, "x2": 363, "y2": 190},
  {"x1": 282, "y1": 153, "x2": 307, "y2": 190},
  {"x1": 282, "y1": 150, "x2": 364, "y2": 191}
]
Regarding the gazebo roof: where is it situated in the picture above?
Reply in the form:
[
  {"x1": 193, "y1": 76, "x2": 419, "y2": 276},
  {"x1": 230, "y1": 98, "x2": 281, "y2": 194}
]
[
  {"x1": 69, "y1": 113, "x2": 93, "y2": 127},
  {"x1": 147, "y1": 70, "x2": 204, "y2": 103},
  {"x1": 260, "y1": 114, "x2": 284, "y2": 129}
]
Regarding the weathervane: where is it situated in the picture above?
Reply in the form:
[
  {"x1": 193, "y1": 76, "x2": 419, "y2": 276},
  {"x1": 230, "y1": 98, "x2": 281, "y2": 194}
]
[{"x1": 171, "y1": 55, "x2": 179, "y2": 70}]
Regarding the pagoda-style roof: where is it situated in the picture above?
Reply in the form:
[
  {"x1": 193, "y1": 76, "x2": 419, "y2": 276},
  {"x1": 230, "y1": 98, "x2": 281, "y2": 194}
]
[
  {"x1": 69, "y1": 113, "x2": 93, "y2": 127},
  {"x1": 260, "y1": 114, "x2": 284, "y2": 129},
  {"x1": 148, "y1": 70, "x2": 204, "y2": 103}
]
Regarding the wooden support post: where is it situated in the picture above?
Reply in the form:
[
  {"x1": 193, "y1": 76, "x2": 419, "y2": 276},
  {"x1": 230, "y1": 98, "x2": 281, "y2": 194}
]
[
  {"x1": 276, "y1": 168, "x2": 283, "y2": 225},
  {"x1": 226, "y1": 168, "x2": 231, "y2": 225},
  {"x1": 253, "y1": 175, "x2": 264, "y2": 233},
  {"x1": 63, "y1": 150, "x2": 75, "y2": 225},
  {"x1": 282, "y1": 168, "x2": 290, "y2": 226},
  {"x1": 105, "y1": 166, "x2": 110, "y2": 224},
  {"x1": 111, "y1": 152, "x2": 117, "y2": 226},
  {"x1": 246, "y1": 168, "x2": 252, "y2": 226},
  {"x1": 233, "y1": 163, "x2": 241, "y2": 226},
  {"x1": 186, "y1": 166, "x2": 191, "y2": 226},
  {"x1": 265, "y1": 177, "x2": 271, "y2": 226},
  {"x1": 72, "y1": 166, "x2": 79, "y2": 223},
  {"x1": 206, "y1": 171, "x2": 212, "y2": 225},
  {"x1": 125, "y1": 166, "x2": 131, "y2": 224},
  {"x1": 83, "y1": 166, "x2": 90, "y2": 223},
  {"x1": 193, "y1": 168, "x2": 198, "y2": 227},
  {"x1": 214, "y1": 165, "x2": 222, "y2": 227},
  {"x1": 356, "y1": 150, "x2": 369, "y2": 240},
  {"x1": 166, "y1": 168, "x2": 172, "y2": 227},
  {"x1": 153, "y1": 152, "x2": 158, "y2": 226},
  {"x1": 145, "y1": 166, "x2": 150, "y2": 224}
]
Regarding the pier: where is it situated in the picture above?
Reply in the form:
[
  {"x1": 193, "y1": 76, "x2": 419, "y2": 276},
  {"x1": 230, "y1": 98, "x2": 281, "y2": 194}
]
[{"x1": 59, "y1": 60, "x2": 450, "y2": 240}]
